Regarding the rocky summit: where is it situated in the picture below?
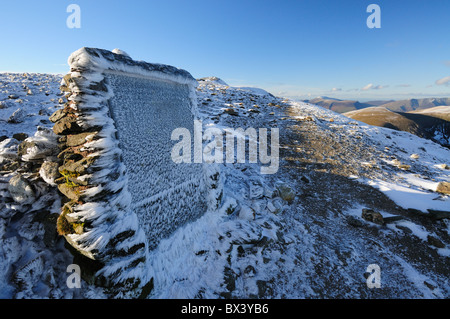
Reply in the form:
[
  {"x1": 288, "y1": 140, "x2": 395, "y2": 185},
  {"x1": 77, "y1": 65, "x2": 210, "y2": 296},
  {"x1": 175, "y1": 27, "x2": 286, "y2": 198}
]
[{"x1": 0, "y1": 72, "x2": 449, "y2": 299}]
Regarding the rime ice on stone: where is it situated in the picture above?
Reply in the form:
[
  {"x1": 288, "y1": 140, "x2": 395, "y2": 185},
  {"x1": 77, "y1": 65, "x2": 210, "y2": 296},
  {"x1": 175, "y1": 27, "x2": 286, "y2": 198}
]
[
  {"x1": 105, "y1": 73, "x2": 207, "y2": 249},
  {"x1": 52, "y1": 47, "x2": 211, "y2": 296}
]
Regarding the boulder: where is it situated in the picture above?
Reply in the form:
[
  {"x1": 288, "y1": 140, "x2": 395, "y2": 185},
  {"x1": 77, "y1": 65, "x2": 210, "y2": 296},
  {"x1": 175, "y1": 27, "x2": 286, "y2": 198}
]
[
  {"x1": 8, "y1": 174, "x2": 36, "y2": 205},
  {"x1": 275, "y1": 182, "x2": 295, "y2": 202},
  {"x1": 39, "y1": 161, "x2": 60, "y2": 186},
  {"x1": 7, "y1": 108, "x2": 26, "y2": 124},
  {"x1": 361, "y1": 208, "x2": 384, "y2": 225},
  {"x1": 436, "y1": 182, "x2": 450, "y2": 195}
]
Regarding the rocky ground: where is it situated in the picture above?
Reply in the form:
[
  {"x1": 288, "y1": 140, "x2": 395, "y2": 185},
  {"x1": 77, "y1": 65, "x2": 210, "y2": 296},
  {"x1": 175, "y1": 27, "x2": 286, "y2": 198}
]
[
  {"x1": 0, "y1": 73, "x2": 449, "y2": 298},
  {"x1": 0, "y1": 73, "x2": 105, "y2": 298},
  {"x1": 195, "y1": 77, "x2": 449, "y2": 298}
]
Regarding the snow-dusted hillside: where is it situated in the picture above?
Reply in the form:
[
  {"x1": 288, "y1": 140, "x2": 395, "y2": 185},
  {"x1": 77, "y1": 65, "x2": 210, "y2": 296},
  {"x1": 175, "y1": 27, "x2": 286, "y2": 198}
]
[{"x1": 0, "y1": 73, "x2": 449, "y2": 299}]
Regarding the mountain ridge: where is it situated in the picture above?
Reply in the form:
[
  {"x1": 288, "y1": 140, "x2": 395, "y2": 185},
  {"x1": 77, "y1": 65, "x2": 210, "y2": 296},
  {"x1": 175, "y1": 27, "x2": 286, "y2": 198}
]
[{"x1": 304, "y1": 96, "x2": 450, "y2": 114}]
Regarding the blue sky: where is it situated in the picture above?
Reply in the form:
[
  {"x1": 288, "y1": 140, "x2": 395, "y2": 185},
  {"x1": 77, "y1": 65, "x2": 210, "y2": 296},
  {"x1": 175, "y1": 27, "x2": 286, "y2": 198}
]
[{"x1": 0, "y1": 0, "x2": 449, "y2": 101}]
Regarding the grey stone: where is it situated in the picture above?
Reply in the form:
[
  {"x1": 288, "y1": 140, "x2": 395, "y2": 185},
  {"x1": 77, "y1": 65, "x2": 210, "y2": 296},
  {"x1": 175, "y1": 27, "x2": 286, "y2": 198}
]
[
  {"x1": 275, "y1": 182, "x2": 296, "y2": 202},
  {"x1": 7, "y1": 108, "x2": 26, "y2": 124},
  {"x1": 8, "y1": 174, "x2": 36, "y2": 205},
  {"x1": 39, "y1": 161, "x2": 60, "y2": 186}
]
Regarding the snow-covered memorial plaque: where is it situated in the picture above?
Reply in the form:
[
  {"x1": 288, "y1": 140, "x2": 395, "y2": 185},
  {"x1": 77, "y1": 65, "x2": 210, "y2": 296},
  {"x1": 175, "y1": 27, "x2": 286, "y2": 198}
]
[{"x1": 50, "y1": 47, "x2": 219, "y2": 296}]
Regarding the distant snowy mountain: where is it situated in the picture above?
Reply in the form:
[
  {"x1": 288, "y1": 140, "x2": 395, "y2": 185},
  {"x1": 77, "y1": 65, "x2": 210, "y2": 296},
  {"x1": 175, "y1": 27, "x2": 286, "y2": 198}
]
[
  {"x1": 304, "y1": 97, "x2": 375, "y2": 113},
  {"x1": 305, "y1": 97, "x2": 450, "y2": 114},
  {"x1": 380, "y1": 98, "x2": 450, "y2": 112},
  {"x1": 0, "y1": 73, "x2": 449, "y2": 299}
]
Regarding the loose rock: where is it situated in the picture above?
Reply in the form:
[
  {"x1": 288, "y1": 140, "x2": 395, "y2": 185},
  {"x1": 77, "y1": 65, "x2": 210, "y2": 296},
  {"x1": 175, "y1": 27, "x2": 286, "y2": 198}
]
[
  {"x1": 275, "y1": 182, "x2": 295, "y2": 202},
  {"x1": 361, "y1": 208, "x2": 384, "y2": 225},
  {"x1": 436, "y1": 182, "x2": 450, "y2": 195},
  {"x1": 8, "y1": 174, "x2": 36, "y2": 205},
  {"x1": 39, "y1": 161, "x2": 60, "y2": 186},
  {"x1": 7, "y1": 108, "x2": 26, "y2": 124}
]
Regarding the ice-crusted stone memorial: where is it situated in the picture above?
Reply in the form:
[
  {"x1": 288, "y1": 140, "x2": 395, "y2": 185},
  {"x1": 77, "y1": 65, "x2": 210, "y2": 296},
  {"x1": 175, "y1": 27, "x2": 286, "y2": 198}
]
[
  {"x1": 50, "y1": 47, "x2": 215, "y2": 295},
  {"x1": 104, "y1": 67, "x2": 207, "y2": 250}
]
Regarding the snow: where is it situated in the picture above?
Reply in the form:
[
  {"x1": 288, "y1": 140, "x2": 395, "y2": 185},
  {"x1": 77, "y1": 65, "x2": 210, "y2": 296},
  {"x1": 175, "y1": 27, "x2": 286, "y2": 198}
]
[
  {"x1": 68, "y1": 47, "x2": 197, "y2": 87},
  {"x1": 103, "y1": 69, "x2": 208, "y2": 250},
  {"x1": 1, "y1": 60, "x2": 449, "y2": 299},
  {"x1": 235, "y1": 87, "x2": 272, "y2": 96},
  {"x1": 367, "y1": 179, "x2": 449, "y2": 212},
  {"x1": 112, "y1": 48, "x2": 130, "y2": 57}
]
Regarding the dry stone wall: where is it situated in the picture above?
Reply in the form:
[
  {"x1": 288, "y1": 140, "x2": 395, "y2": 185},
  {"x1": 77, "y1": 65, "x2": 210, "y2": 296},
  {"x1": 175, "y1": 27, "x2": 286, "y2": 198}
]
[{"x1": 49, "y1": 47, "x2": 216, "y2": 296}]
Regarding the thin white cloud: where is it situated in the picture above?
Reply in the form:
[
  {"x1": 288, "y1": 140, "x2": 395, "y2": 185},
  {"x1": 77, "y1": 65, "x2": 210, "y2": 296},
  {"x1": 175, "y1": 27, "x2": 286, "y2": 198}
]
[
  {"x1": 435, "y1": 76, "x2": 450, "y2": 86},
  {"x1": 331, "y1": 87, "x2": 342, "y2": 92},
  {"x1": 361, "y1": 83, "x2": 374, "y2": 91},
  {"x1": 396, "y1": 84, "x2": 411, "y2": 88},
  {"x1": 361, "y1": 83, "x2": 388, "y2": 90}
]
